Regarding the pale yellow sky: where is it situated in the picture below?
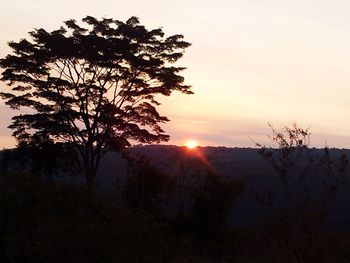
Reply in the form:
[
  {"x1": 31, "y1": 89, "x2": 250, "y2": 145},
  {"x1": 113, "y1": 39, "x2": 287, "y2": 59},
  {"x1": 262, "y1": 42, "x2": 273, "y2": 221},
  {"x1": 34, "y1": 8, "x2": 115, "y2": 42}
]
[{"x1": 1, "y1": 0, "x2": 350, "y2": 148}]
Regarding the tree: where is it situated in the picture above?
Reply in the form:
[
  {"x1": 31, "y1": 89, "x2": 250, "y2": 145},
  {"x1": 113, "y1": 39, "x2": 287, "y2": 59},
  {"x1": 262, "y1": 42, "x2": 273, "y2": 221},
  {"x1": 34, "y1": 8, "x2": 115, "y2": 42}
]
[
  {"x1": 0, "y1": 16, "x2": 192, "y2": 186},
  {"x1": 189, "y1": 171, "x2": 244, "y2": 240},
  {"x1": 123, "y1": 153, "x2": 174, "y2": 214},
  {"x1": 1, "y1": 138, "x2": 82, "y2": 180},
  {"x1": 255, "y1": 124, "x2": 348, "y2": 263}
]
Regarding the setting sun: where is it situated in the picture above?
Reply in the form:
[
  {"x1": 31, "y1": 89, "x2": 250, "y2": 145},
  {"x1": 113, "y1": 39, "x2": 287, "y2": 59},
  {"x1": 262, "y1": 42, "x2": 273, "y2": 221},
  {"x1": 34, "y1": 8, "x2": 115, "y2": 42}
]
[{"x1": 185, "y1": 140, "x2": 198, "y2": 149}]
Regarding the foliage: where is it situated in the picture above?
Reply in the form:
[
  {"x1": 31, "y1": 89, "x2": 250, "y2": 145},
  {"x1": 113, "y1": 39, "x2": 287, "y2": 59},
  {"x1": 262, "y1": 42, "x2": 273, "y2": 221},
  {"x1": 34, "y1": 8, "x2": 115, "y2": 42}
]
[
  {"x1": 1, "y1": 139, "x2": 81, "y2": 179},
  {"x1": 255, "y1": 123, "x2": 349, "y2": 263},
  {"x1": 234, "y1": 223, "x2": 350, "y2": 263},
  {"x1": 1, "y1": 147, "x2": 350, "y2": 262},
  {"x1": 189, "y1": 172, "x2": 245, "y2": 240},
  {"x1": 171, "y1": 170, "x2": 245, "y2": 256},
  {"x1": 0, "y1": 16, "x2": 191, "y2": 185},
  {"x1": 123, "y1": 153, "x2": 174, "y2": 214},
  {"x1": 256, "y1": 123, "x2": 312, "y2": 177},
  {"x1": 257, "y1": 123, "x2": 348, "y2": 209},
  {"x1": 0, "y1": 172, "x2": 180, "y2": 263},
  {"x1": 165, "y1": 147, "x2": 213, "y2": 216}
]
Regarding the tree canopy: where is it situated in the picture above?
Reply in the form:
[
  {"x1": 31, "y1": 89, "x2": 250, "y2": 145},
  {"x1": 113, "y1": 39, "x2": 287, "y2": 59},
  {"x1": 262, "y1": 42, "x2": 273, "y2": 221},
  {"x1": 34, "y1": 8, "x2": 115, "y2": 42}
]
[{"x1": 0, "y1": 16, "x2": 192, "y2": 185}]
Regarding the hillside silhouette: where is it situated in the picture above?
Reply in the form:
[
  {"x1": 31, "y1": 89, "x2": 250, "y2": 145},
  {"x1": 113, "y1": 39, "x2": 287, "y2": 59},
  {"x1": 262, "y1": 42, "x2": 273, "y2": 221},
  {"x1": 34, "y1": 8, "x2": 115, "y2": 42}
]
[
  {"x1": 2, "y1": 145, "x2": 350, "y2": 228},
  {"x1": 2, "y1": 144, "x2": 350, "y2": 262}
]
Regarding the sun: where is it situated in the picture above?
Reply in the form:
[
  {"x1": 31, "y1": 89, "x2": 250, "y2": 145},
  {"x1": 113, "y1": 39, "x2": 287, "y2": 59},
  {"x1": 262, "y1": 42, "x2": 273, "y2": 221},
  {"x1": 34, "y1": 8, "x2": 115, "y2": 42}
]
[{"x1": 185, "y1": 140, "x2": 198, "y2": 149}]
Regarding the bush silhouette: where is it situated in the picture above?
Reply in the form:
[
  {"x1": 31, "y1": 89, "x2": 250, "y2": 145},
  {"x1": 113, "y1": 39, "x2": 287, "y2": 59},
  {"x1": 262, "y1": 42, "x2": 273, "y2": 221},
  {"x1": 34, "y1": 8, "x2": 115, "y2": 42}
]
[
  {"x1": 253, "y1": 123, "x2": 349, "y2": 263},
  {"x1": 0, "y1": 172, "x2": 180, "y2": 263},
  {"x1": 123, "y1": 154, "x2": 174, "y2": 214},
  {"x1": 189, "y1": 172, "x2": 245, "y2": 240}
]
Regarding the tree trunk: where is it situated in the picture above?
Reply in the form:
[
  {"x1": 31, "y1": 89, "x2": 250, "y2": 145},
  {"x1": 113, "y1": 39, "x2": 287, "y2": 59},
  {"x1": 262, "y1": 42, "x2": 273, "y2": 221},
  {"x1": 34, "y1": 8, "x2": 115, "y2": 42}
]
[
  {"x1": 86, "y1": 169, "x2": 96, "y2": 190},
  {"x1": 81, "y1": 144, "x2": 99, "y2": 190}
]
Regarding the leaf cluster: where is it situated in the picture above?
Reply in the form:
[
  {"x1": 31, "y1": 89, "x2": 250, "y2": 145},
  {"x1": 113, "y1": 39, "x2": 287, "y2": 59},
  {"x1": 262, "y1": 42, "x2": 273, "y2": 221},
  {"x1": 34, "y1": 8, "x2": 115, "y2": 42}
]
[{"x1": 0, "y1": 16, "x2": 192, "y2": 152}]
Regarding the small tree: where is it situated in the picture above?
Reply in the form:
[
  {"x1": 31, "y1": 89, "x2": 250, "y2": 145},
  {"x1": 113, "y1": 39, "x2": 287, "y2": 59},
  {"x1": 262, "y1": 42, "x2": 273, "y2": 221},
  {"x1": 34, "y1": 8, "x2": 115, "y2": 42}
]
[
  {"x1": 190, "y1": 171, "x2": 245, "y2": 240},
  {"x1": 256, "y1": 123, "x2": 348, "y2": 263},
  {"x1": 123, "y1": 153, "x2": 173, "y2": 214},
  {"x1": 1, "y1": 138, "x2": 82, "y2": 180},
  {"x1": 257, "y1": 123, "x2": 347, "y2": 210},
  {"x1": 0, "y1": 16, "x2": 192, "y2": 186}
]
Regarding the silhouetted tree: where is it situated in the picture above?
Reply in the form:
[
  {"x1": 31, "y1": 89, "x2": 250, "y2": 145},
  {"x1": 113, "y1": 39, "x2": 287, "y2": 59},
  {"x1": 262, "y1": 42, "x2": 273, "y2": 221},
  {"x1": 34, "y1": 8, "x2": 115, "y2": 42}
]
[
  {"x1": 256, "y1": 123, "x2": 348, "y2": 263},
  {"x1": 257, "y1": 123, "x2": 347, "y2": 209},
  {"x1": 189, "y1": 172, "x2": 245, "y2": 240},
  {"x1": 18, "y1": 137, "x2": 81, "y2": 180},
  {"x1": 0, "y1": 16, "x2": 192, "y2": 186},
  {"x1": 123, "y1": 153, "x2": 173, "y2": 214}
]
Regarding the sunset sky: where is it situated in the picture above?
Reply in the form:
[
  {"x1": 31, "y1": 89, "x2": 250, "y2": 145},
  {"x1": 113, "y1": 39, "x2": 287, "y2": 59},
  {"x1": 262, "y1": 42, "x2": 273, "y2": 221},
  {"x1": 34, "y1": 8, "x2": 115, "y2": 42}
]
[{"x1": 2, "y1": 0, "x2": 350, "y2": 148}]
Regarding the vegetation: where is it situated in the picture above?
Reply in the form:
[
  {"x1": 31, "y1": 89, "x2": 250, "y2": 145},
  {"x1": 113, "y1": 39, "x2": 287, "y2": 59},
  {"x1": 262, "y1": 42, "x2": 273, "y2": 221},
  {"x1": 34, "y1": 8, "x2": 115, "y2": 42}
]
[
  {"x1": 0, "y1": 16, "x2": 191, "y2": 186},
  {"x1": 123, "y1": 153, "x2": 174, "y2": 214},
  {"x1": 257, "y1": 123, "x2": 348, "y2": 214},
  {"x1": 0, "y1": 168, "x2": 246, "y2": 263},
  {"x1": 254, "y1": 123, "x2": 349, "y2": 263},
  {"x1": 1, "y1": 140, "x2": 81, "y2": 179},
  {"x1": 0, "y1": 173, "x2": 175, "y2": 263},
  {"x1": 1, "y1": 128, "x2": 350, "y2": 262}
]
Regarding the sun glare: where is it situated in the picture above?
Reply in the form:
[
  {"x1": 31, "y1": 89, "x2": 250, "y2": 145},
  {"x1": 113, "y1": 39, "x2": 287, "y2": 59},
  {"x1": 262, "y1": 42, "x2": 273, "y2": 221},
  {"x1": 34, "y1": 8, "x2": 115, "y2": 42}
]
[{"x1": 186, "y1": 140, "x2": 198, "y2": 149}]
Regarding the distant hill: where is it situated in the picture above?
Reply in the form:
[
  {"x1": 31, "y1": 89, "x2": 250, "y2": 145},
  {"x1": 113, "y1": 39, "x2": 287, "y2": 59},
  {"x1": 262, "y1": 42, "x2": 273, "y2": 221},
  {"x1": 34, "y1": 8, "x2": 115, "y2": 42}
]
[
  {"x1": 2, "y1": 145, "x2": 350, "y2": 228},
  {"x1": 99, "y1": 145, "x2": 350, "y2": 228}
]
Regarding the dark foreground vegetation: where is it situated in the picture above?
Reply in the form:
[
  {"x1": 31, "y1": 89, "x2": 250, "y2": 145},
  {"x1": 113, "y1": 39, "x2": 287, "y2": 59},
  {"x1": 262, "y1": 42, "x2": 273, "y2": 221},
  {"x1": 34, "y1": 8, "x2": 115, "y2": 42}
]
[
  {"x1": 0, "y1": 160, "x2": 246, "y2": 262},
  {"x1": 2, "y1": 126, "x2": 350, "y2": 263},
  {"x1": 0, "y1": 172, "x2": 350, "y2": 263}
]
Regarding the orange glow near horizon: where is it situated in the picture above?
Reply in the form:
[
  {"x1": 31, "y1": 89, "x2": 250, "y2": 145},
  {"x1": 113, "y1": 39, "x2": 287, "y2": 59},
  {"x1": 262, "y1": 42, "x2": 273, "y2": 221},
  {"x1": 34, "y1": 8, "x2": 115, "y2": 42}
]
[
  {"x1": 185, "y1": 139, "x2": 198, "y2": 149},
  {"x1": 3, "y1": 1, "x2": 350, "y2": 149}
]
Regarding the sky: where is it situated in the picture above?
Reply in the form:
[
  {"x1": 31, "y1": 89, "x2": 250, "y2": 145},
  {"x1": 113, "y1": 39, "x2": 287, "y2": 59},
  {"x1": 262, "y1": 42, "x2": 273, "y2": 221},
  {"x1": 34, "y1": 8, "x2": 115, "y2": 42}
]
[{"x1": 1, "y1": 0, "x2": 350, "y2": 148}]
